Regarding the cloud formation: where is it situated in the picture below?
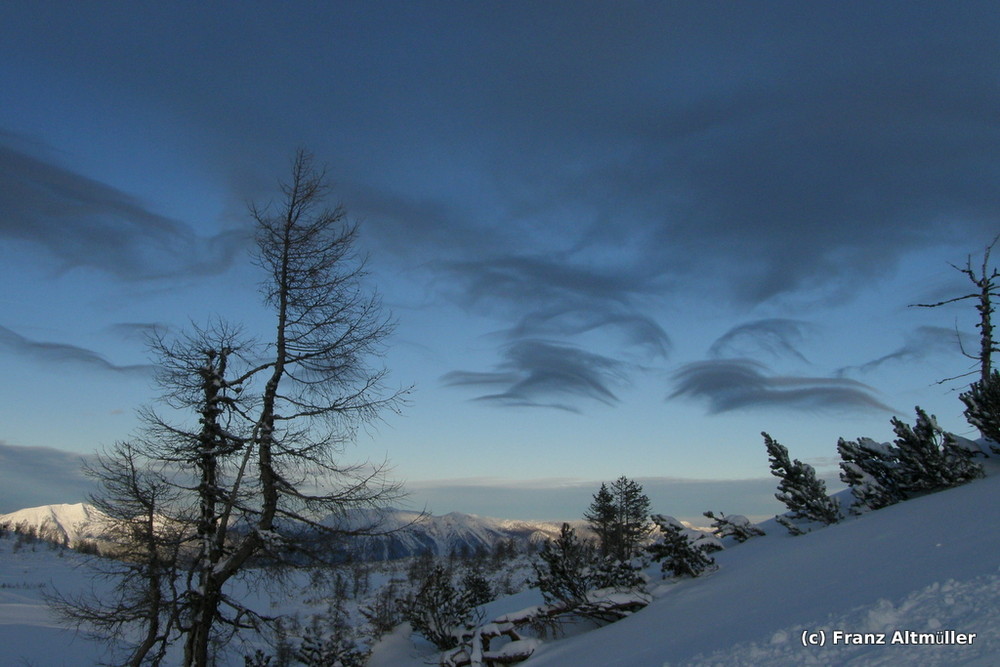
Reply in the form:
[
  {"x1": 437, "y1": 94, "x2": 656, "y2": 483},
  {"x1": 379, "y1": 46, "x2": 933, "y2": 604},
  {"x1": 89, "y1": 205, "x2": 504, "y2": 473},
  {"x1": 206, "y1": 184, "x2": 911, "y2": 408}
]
[
  {"x1": 442, "y1": 339, "x2": 628, "y2": 412},
  {"x1": 709, "y1": 319, "x2": 814, "y2": 363},
  {"x1": 838, "y1": 326, "x2": 974, "y2": 377},
  {"x1": 0, "y1": 140, "x2": 246, "y2": 280},
  {"x1": 670, "y1": 359, "x2": 892, "y2": 414},
  {"x1": 0, "y1": 325, "x2": 153, "y2": 376}
]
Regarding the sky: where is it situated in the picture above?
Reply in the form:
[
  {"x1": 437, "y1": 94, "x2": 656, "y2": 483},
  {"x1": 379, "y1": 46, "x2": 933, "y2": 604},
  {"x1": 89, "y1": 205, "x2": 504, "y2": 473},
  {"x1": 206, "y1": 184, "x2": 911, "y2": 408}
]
[{"x1": 1, "y1": 1, "x2": 999, "y2": 521}]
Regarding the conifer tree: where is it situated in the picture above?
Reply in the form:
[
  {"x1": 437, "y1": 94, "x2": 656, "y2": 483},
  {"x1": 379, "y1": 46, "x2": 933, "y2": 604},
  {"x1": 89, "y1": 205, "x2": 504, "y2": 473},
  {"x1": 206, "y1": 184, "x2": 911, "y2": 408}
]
[
  {"x1": 404, "y1": 565, "x2": 479, "y2": 651},
  {"x1": 891, "y1": 407, "x2": 982, "y2": 492},
  {"x1": 960, "y1": 370, "x2": 1000, "y2": 453},
  {"x1": 531, "y1": 523, "x2": 595, "y2": 607},
  {"x1": 647, "y1": 515, "x2": 716, "y2": 578},
  {"x1": 763, "y1": 432, "x2": 841, "y2": 530},
  {"x1": 837, "y1": 436, "x2": 905, "y2": 513},
  {"x1": 702, "y1": 511, "x2": 765, "y2": 542},
  {"x1": 584, "y1": 483, "x2": 616, "y2": 558}
]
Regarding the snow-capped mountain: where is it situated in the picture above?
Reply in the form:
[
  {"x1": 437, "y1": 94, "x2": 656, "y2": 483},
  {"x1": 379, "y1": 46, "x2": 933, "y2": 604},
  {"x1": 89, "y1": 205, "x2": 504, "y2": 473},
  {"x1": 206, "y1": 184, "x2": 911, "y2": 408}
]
[
  {"x1": 324, "y1": 509, "x2": 585, "y2": 560},
  {"x1": 0, "y1": 502, "x2": 579, "y2": 560},
  {"x1": 0, "y1": 503, "x2": 107, "y2": 547}
]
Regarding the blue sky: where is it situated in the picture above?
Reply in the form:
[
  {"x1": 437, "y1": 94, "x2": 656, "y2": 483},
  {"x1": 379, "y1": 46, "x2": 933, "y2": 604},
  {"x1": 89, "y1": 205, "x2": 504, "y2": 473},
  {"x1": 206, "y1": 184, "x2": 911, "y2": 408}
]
[{"x1": 1, "y1": 1, "x2": 998, "y2": 521}]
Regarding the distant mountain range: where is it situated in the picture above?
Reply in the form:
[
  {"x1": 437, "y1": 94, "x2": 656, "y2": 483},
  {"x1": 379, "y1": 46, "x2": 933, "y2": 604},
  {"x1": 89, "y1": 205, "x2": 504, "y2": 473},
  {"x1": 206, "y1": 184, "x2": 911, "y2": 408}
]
[
  {"x1": 0, "y1": 503, "x2": 582, "y2": 560},
  {"x1": 0, "y1": 503, "x2": 108, "y2": 547}
]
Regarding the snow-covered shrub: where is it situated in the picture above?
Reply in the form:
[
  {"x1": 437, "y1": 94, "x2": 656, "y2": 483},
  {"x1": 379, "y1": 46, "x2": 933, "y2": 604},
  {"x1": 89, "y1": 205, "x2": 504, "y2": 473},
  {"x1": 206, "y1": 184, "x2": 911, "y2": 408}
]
[
  {"x1": 647, "y1": 515, "x2": 718, "y2": 578},
  {"x1": 403, "y1": 565, "x2": 480, "y2": 651},
  {"x1": 460, "y1": 567, "x2": 494, "y2": 608},
  {"x1": 764, "y1": 432, "x2": 842, "y2": 531},
  {"x1": 531, "y1": 523, "x2": 645, "y2": 626},
  {"x1": 359, "y1": 578, "x2": 406, "y2": 640},
  {"x1": 702, "y1": 511, "x2": 765, "y2": 543},
  {"x1": 961, "y1": 370, "x2": 1000, "y2": 453},
  {"x1": 837, "y1": 436, "x2": 905, "y2": 513},
  {"x1": 531, "y1": 523, "x2": 596, "y2": 607},
  {"x1": 294, "y1": 612, "x2": 368, "y2": 667},
  {"x1": 892, "y1": 407, "x2": 983, "y2": 493}
]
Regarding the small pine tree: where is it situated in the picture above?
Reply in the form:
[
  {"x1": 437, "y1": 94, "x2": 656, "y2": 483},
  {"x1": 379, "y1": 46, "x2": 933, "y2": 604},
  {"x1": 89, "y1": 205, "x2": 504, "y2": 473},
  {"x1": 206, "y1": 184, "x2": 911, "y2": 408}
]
[
  {"x1": 294, "y1": 612, "x2": 367, "y2": 667},
  {"x1": 647, "y1": 515, "x2": 716, "y2": 578},
  {"x1": 403, "y1": 565, "x2": 479, "y2": 651},
  {"x1": 609, "y1": 476, "x2": 653, "y2": 561},
  {"x1": 359, "y1": 579, "x2": 404, "y2": 640},
  {"x1": 960, "y1": 370, "x2": 1000, "y2": 453},
  {"x1": 764, "y1": 432, "x2": 841, "y2": 531},
  {"x1": 531, "y1": 523, "x2": 595, "y2": 607},
  {"x1": 837, "y1": 436, "x2": 905, "y2": 513},
  {"x1": 702, "y1": 511, "x2": 765, "y2": 542},
  {"x1": 584, "y1": 483, "x2": 616, "y2": 558},
  {"x1": 460, "y1": 567, "x2": 493, "y2": 608},
  {"x1": 892, "y1": 407, "x2": 983, "y2": 492},
  {"x1": 592, "y1": 556, "x2": 646, "y2": 591}
]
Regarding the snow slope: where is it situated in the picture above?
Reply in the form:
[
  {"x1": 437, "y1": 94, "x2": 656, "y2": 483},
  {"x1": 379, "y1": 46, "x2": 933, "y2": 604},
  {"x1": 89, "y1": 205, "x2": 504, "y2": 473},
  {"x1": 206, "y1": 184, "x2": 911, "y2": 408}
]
[
  {"x1": 368, "y1": 461, "x2": 1000, "y2": 666},
  {"x1": 520, "y1": 461, "x2": 1000, "y2": 666},
  {"x1": 3, "y1": 463, "x2": 999, "y2": 665}
]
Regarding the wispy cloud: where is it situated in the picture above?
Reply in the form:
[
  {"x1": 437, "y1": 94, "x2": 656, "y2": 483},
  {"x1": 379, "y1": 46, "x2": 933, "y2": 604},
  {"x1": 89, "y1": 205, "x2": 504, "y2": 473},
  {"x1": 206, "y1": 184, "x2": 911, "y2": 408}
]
[
  {"x1": 504, "y1": 306, "x2": 670, "y2": 359},
  {"x1": 838, "y1": 326, "x2": 974, "y2": 376},
  {"x1": 442, "y1": 339, "x2": 628, "y2": 412},
  {"x1": 104, "y1": 322, "x2": 171, "y2": 343},
  {"x1": 0, "y1": 324, "x2": 153, "y2": 376},
  {"x1": 670, "y1": 358, "x2": 892, "y2": 414},
  {"x1": 0, "y1": 139, "x2": 247, "y2": 280},
  {"x1": 436, "y1": 254, "x2": 667, "y2": 410},
  {"x1": 709, "y1": 319, "x2": 814, "y2": 363}
]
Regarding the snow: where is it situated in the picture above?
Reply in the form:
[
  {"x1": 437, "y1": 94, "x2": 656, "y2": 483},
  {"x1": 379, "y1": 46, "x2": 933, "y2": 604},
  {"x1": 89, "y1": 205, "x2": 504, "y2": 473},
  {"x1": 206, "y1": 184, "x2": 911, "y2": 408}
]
[
  {"x1": 2, "y1": 460, "x2": 999, "y2": 665},
  {"x1": 0, "y1": 502, "x2": 107, "y2": 547}
]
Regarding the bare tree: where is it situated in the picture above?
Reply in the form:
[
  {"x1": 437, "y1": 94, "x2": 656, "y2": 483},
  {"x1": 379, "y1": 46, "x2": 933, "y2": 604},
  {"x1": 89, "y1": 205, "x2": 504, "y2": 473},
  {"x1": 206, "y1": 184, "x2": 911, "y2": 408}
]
[
  {"x1": 912, "y1": 235, "x2": 1000, "y2": 385},
  {"x1": 178, "y1": 150, "x2": 410, "y2": 665},
  {"x1": 54, "y1": 151, "x2": 410, "y2": 666},
  {"x1": 47, "y1": 441, "x2": 185, "y2": 666}
]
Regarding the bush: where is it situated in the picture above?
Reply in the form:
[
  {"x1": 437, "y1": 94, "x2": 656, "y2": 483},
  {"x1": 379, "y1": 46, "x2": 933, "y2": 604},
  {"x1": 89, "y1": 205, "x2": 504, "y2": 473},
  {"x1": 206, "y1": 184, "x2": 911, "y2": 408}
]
[
  {"x1": 703, "y1": 511, "x2": 765, "y2": 543},
  {"x1": 764, "y1": 432, "x2": 841, "y2": 530},
  {"x1": 531, "y1": 523, "x2": 596, "y2": 607},
  {"x1": 647, "y1": 515, "x2": 718, "y2": 578},
  {"x1": 961, "y1": 371, "x2": 1000, "y2": 453},
  {"x1": 892, "y1": 407, "x2": 983, "y2": 493},
  {"x1": 403, "y1": 565, "x2": 480, "y2": 651},
  {"x1": 837, "y1": 436, "x2": 905, "y2": 513}
]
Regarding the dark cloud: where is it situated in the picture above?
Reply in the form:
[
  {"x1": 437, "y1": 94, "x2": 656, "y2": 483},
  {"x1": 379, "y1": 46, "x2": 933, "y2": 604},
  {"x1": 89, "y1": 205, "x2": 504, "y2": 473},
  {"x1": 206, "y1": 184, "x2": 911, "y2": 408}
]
[
  {"x1": 670, "y1": 359, "x2": 892, "y2": 414},
  {"x1": 104, "y1": 322, "x2": 171, "y2": 343},
  {"x1": 0, "y1": 140, "x2": 247, "y2": 280},
  {"x1": 0, "y1": 325, "x2": 153, "y2": 376},
  {"x1": 437, "y1": 255, "x2": 657, "y2": 311},
  {"x1": 0, "y1": 441, "x2": 95, "y2": 513},
  {"x1": 436, "y1": 255, "x2": 667, "y2": 409},
  {"x1": 838, "y1": 326, "x2": 975, "y2": 376},
  {"x1": 709, "y1": 319, "x2": 813, "y2": 363},
  {"x1": 505, "y1": 306, "x2": 670, "y2": 358},
  {"x1": 442, "y1": 339, "x2": 628, "y2": 412}
]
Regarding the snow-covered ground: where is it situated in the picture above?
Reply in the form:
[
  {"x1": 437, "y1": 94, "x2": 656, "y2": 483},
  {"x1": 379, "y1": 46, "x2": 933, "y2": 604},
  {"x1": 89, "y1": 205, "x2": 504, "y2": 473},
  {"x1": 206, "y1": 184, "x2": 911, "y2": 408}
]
[
  {"x1": 373, "y1": 460, "x2": 1000, "y2": 666},
  {"x1": 2, "y1": 460, "x2": 998, "y2": 665}
]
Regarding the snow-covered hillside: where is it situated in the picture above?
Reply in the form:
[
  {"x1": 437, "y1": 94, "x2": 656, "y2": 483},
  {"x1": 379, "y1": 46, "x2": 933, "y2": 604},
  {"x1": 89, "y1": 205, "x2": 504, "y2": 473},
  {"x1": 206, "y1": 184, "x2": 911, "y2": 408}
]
[
  {"x1": 2, "y1": 462, "x2": 999, "y2": 665},
  {"x1": 370, "y1": 460, "x2": 1000, "y2": 666},
  {"x1": 0, "y1": 503, "x2": 576, "y2": 560},
  {"x1": 336, "y1": 509, "x2": 581, "y2": 560},
  {"x1": 0, "y1": 502, "x2": 107, "y2": 547}
]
